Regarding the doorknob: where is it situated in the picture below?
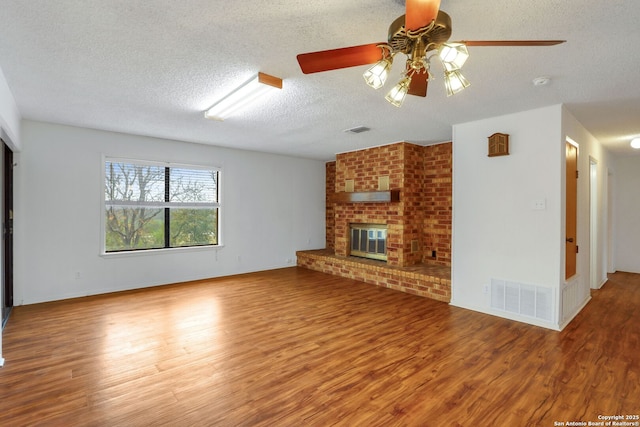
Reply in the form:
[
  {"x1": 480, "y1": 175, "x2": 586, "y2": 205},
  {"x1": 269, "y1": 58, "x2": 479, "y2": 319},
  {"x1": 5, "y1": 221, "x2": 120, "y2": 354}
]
[{"x1": 566, "y1": 237, "x2": 574, "y2": 243}]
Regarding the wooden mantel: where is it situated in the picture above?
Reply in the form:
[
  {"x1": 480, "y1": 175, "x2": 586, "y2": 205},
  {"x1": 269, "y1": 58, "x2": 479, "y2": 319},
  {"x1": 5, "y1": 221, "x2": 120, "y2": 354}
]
[{"x1": 329, "y1": 190, "x2": 400, "y2": 203}]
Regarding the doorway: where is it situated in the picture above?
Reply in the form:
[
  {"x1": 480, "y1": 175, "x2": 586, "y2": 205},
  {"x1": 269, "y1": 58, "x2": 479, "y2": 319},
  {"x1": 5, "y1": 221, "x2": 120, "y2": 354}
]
[
  {"x1": 2, "y1": 140, "x2": 13, "y2": 329},
  {"x1": 565, "y1": 141, "x2": 578, "y2": 280}
]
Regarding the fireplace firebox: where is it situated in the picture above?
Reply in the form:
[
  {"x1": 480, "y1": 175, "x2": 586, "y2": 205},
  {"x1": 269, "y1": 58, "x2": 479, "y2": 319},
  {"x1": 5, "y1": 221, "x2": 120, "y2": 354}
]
[{"x1": 350, "y1": 224, "x2": 387, "y2": 261}]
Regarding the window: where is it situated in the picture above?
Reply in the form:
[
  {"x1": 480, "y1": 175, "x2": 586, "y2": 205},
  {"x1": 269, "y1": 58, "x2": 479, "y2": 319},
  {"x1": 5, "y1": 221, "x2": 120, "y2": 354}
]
[{"x1": 104, "y1": 159, "x2": 220, "y2": 252}]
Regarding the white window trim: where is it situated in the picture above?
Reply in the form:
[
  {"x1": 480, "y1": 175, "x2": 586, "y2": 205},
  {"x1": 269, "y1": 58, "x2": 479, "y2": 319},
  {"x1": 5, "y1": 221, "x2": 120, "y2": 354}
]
[{"x1": 100, "y1": 155, "x2": 224, "y2": 256}]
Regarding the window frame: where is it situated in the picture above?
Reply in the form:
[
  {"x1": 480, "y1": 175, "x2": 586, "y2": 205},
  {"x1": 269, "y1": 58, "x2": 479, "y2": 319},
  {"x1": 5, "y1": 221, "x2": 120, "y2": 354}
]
[{"x1": 101, "y1": 156, "x2": 222, "y2": 256}]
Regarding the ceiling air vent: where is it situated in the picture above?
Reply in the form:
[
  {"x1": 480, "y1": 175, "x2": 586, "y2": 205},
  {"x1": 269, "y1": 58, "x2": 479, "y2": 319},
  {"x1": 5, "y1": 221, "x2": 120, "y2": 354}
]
[{"x1": 343, "y1": 126, "x2": 371, "y2": 134}]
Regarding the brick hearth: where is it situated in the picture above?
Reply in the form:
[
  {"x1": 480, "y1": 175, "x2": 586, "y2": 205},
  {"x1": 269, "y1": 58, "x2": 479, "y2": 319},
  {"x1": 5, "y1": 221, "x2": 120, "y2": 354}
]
[{"x1": 296, "y1": 249, "x2": 451, "y2": 302}]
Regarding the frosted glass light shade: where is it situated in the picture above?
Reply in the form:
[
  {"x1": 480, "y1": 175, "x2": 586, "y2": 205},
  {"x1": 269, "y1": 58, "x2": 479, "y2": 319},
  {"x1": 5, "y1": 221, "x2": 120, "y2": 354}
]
[
  {"x1": 444, "y1": 70, "x2": 470, "y2": 96},
  {"x1": 363, "y1": 58, "x2": 393, "y2": 89},
  {"x1": 439, "y1": 43, "x2": 469, "y2": 72},
  {"x1": 385, "y1": 76, "x2": 412, "y2": 107},
  {"x1": 631, "y1": 138, "x2": 640, "y2": 149}
]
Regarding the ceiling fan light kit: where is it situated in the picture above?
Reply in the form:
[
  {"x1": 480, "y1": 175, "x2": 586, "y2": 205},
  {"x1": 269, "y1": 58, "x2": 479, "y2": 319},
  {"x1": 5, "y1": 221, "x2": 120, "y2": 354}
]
[
  {"x1": 366, "y1": 39, "x2": 471, "y2": 105},
  {"x1": 296, "y1": 0, "x2": 564, "y2": 108}
]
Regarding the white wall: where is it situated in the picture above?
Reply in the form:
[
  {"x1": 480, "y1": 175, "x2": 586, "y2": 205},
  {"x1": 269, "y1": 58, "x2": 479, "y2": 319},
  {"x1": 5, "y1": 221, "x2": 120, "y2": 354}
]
[
  {"x1": 14, "y1": 121, "x2": 326, "y2": 304},
  {"x1": 451, "y1": 105, "x2": 564, "y2": 329},
  {"x1": 614, "y1": 156, "x2": 640, "y2": 273},
  {"x1": 452, "y1": 105, "x2": 564, "y2": 329},
  {"x1": 451, "y1": 104, "x2": 614, "y2": 330}
]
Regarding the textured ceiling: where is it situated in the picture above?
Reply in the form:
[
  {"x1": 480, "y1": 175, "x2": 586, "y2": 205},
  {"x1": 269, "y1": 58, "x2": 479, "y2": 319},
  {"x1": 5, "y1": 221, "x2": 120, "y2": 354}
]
[{"x1": 1, "y1": 0, "x2": 639, "y2": 160}]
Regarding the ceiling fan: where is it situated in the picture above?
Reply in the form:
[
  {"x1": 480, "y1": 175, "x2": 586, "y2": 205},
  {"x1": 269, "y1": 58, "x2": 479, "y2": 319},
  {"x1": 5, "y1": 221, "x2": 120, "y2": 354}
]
[{"x1": 296, "y1": 0, "x2": 565, "y2": 107}]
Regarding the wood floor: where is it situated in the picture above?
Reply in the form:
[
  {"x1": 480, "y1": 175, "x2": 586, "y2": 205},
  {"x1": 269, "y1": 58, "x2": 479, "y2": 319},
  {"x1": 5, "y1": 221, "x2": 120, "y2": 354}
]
[{"x1": 1, "y1": 268, "x2": 638, "y2": 426}]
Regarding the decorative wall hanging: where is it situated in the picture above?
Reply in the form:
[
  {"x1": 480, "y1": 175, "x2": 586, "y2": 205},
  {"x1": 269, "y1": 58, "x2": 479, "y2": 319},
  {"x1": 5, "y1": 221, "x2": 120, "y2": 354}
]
[{"x1": 488, "y1": 132, "x2": 509, "y2": 157}]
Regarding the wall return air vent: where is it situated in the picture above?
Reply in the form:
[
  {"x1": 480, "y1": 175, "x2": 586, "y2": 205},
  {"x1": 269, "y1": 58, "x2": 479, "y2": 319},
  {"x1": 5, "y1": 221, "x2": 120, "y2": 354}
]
[{"x1": 490, "y1": 278, "x2": 554, "y2": 323}]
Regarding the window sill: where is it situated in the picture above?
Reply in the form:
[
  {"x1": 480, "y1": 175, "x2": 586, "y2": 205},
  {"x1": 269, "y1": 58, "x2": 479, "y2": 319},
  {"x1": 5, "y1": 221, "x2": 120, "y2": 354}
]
[{"x1": 100, "y1": 244, "x2": 224, "y2": 258}]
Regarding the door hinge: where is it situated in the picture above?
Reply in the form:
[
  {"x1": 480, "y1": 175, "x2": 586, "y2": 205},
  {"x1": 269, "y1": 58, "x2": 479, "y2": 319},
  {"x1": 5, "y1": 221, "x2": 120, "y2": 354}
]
[
  {"x1": 576, "y1": 170, "x2": 579, "y2": 179},
  {"x1": 576, "y1": 245, "x2": 579, "y2": 253}
]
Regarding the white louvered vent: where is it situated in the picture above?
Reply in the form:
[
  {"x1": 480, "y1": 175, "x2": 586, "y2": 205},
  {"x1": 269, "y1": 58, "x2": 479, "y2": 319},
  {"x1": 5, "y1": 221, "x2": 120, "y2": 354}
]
[{"x1": 491, "y1": 279, "x2": 554, "y2": 322}]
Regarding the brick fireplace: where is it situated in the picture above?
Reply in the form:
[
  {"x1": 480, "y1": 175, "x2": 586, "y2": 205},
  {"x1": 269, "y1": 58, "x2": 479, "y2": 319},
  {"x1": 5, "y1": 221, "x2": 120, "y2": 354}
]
[{"x1": 297, "y1": 141, "x2": 452, "y2": 302}]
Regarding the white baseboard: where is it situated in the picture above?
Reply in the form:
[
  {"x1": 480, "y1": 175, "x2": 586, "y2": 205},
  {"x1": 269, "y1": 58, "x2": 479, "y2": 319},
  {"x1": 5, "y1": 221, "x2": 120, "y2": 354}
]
[{"x1": 450, "y1": 300, "x2": 560, "y2": 331}]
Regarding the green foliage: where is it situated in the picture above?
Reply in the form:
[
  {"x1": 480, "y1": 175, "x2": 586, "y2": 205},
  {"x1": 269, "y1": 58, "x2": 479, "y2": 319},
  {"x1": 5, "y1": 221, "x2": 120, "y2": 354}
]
[
  {"x1": 106, "y1": 209, "x2": 164, "y2": 251},
  {"x1": 170, "y1": 209, "x2": 218, "y2": 247}
]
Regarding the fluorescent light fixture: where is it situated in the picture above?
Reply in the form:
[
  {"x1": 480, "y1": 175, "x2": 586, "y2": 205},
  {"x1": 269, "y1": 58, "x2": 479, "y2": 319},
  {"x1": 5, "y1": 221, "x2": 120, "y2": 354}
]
[
  {"x1": 631, "y1": 138, "x2": 640, "y2": 149},
  {"x1": 363, "y1": 57, "x2": 393, "y2": 89},
  {"x1": 204, "y1": 72, "x2": 282, "y2": 121},
  {"x1": 438, "y1": 43, "x2": 469, "y2": 72},
  {"x1": 444, "y1": 69, "x2": 470, "y2": 96},
  {"x1": 385, "y1": 75, "x2": 412, "y2": 107}
]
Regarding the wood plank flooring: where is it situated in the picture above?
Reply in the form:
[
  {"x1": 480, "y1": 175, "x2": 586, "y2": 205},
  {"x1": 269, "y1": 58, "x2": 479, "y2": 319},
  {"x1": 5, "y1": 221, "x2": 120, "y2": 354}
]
[{"x1": 1, "y1": 267, "x2": 639, "y2": 426}]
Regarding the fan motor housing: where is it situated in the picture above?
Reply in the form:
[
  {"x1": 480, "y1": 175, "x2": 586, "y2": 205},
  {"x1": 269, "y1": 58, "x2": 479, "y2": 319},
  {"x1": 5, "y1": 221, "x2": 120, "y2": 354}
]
[{"x1": 388, "y1": 10, "x2": 452, "y2": 53}]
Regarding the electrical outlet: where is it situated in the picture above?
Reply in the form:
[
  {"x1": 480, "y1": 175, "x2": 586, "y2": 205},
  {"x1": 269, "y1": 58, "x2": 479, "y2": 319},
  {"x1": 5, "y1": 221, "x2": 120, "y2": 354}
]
[
  {"x1": 532, "y1": 199, "x2": 546, "y2": 210},
  {"x1": 483, "y1": 284, "x2": 489, "y2": 294}
]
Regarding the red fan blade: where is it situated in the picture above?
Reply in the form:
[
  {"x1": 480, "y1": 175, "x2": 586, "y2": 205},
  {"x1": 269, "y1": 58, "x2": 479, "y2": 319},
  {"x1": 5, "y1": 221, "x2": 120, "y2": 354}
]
[
  {"x1": 297, "y1": 43, "x2": 386, "y2": 74},
  {"x1": 459, "y1": 40, "x2": 566, "y2": 46},
  {"x1": 405, "y1": 0, "x2": 441, "y2": 31},
  {"x1": 408, "y1": 72, "x2": 428, "y2": 97}
]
